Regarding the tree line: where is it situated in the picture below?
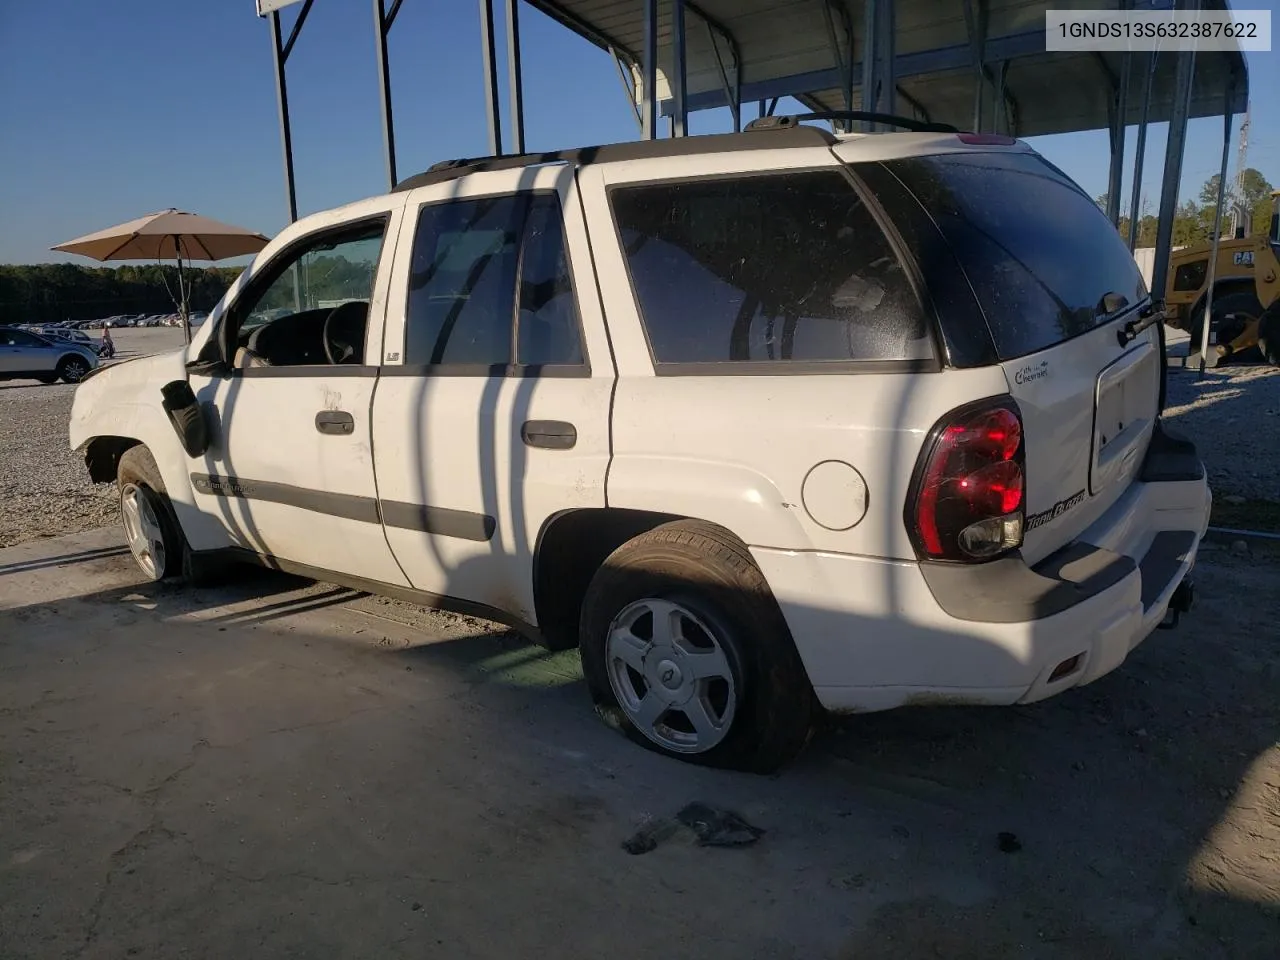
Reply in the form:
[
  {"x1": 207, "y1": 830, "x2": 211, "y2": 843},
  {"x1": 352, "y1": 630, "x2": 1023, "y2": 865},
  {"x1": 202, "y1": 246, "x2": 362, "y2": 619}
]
[
  {"x1": 0, "y1": 263, "x2": 244, "y2": 326},
  {"x1": 1096, "y1": 167, "x2": 1275, "y2": 248}
]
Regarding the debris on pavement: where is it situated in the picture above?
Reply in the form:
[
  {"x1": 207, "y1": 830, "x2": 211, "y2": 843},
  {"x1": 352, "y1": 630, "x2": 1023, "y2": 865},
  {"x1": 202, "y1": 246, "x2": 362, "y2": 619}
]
[
  {"x1": 676, "y1": 802, "x2": 765, "y2": 847},
  {"x1": 997, "y1": 832, "x2": 1022, "y2": 853},
  {"x1": 622, "y1": 803, "x2": 764, "y2": 855}
]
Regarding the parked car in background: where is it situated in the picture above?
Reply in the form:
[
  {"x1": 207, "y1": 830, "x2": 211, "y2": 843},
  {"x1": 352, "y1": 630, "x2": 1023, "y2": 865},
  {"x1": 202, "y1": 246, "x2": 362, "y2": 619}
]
[
  {"x1": 42, "y1": 328, "x2": 95, "y2": 346},
  {"x1": 0, "y1": 325, "x2": 99, "y2": 383}
]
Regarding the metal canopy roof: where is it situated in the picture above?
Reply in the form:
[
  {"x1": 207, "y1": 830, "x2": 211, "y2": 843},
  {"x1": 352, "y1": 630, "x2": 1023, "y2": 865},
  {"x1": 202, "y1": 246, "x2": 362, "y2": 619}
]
[{"x1": 528, "y1": 0, "x2": 1249, "y2": 137}]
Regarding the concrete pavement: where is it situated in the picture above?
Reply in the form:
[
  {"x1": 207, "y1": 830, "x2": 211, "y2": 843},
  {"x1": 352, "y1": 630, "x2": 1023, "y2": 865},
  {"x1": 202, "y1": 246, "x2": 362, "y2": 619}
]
[{"x1": 2, "y1": 529, "x2": 1276, "y2": 959}]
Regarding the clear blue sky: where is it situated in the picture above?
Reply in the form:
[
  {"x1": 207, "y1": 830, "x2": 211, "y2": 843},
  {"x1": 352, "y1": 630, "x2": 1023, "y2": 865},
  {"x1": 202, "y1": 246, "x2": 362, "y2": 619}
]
[{"x1": 0, "y1": 0, "x2": 1276, "y2": 265}]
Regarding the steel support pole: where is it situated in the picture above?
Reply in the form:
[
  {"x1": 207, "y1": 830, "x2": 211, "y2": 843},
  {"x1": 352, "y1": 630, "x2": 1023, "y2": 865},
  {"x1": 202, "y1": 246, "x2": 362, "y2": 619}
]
[
  {"x1": 611, "y1": 47, "x2": 643, "y2": 132},
  {"x1": 641, "y1": 0, "x2": 659, "y2": 139},
  {"x1": 859, "y1": 0, "x2": 894, "y2": 131},
  {"x1": 963, "y1": 0, "x2": 988, "y2": 132},
  {"x1": 269, "y1": 11, "x2": 298, "y2": 224},
  {"x1": 478, "y1": 0, "x2": 503, "y2": 155},
  {"x1": 705, "y1": 21, "x2": 738, "y2": 132},
  {"x1": 1149, "y1": 41, "x2": 1196, "y2": 305},
  {"x1": 1127, "y1": 50, "x2": 1157, "y2": 251},
  {"x1": 994, "y1": 61, "x2": 1007, "y2": 134},
  {"x1": 504, "y1": 0, "x2": 525, "y2": 154},
  {"x1": 821, "y1": 2, "x2": 852, "y2": 130},
  {"x1": 876, "y1": 0, "x2": 895, "y2": 117},
  {"x1": 373, "y1": 0, "x2": 398, "y2": 189},
  {"x1": 1198, "y1": 84, "x2": 1236, "y2": 376},
  {"x1": 732, "y1": 50, "x2": 742, "y2": 132},
  {"x1": 671, "y1": 0, "x2": 688, "y2": 137},
  {"x1": 860, "y1": 0, "x2": 879, "y2": 130},
  {"x1": 1106, "y1": 53, "x2": 1130, "y2": 226}
]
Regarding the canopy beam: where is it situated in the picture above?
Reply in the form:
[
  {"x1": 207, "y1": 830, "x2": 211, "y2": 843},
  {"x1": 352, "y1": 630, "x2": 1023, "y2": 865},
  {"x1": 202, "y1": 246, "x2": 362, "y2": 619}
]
[
  {"x1": 266, "y1": 0, "x2": 313, "y2": 223},
  {"x1": 374, "y1": 0, "x2": 400, "y2": 188},
  {"x1": 1198, "y1": 77, "x2": 1240, "y2": 377}
]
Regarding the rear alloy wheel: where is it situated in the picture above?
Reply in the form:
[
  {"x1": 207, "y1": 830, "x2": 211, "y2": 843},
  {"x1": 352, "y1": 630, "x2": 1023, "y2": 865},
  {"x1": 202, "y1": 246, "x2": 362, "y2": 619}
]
[
  {"x1": 605, "y1": 596, "x2": 739, "y2": 755},
  {"x1": 579, "y1": 520, "x2": 815, "y2": 773},
  {"x1": 57, "y1": 356, "x2": 90, "y2": 383}
]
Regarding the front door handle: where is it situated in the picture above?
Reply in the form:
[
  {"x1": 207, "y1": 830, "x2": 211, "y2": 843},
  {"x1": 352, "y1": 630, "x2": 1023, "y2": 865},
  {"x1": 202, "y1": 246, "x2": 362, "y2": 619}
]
[
  {"x1": 521, "y1": 420, "x2": 576, "y2": 449},
  {"x1": 315, "y1": 410, "x2": 355, "y2": 436}
]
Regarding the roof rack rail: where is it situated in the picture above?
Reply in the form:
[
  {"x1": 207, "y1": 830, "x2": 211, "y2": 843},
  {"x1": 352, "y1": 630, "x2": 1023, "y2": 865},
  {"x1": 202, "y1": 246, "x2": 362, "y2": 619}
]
[
  {"x1": 746, "y1": 111, "x2": 960, "y2": 134},
  {"x1": 392, "y1": 124, "x2": 838, "y2": 193}
]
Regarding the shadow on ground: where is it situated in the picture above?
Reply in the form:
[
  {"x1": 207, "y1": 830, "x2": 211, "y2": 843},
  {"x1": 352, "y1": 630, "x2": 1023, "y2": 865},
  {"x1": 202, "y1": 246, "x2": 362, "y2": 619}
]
[{"x1": 0, "y1": 544, "x2": 1276, "y2": 959}]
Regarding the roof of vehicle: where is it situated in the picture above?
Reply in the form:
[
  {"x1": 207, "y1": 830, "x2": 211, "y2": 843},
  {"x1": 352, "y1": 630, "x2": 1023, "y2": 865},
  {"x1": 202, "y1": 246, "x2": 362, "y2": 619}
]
[
  {"x1": 393, "y1": 120, "x2": 1036, "y2": 193},
  {"x1": 393, "y1": 123, "x2": 839, "y2": 192}
]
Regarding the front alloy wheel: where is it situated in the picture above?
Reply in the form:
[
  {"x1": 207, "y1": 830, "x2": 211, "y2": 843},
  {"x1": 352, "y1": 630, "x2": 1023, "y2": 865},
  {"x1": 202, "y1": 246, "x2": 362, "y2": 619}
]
[{"x1": 120, "y1": 482, "x2": 168, "y2": 580}]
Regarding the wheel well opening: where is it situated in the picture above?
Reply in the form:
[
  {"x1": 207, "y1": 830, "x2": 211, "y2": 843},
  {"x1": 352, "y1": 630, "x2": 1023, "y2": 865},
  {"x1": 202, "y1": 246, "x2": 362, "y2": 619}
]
[
  {"x1": 83, "y1": 436, "x2": 140, "y2": 484},
  {"x1": 533, "y1": 509, "x2": 683, "y2": 651},
  {"x1": 1191, "y1": 279, "x2": 1263, "y2": 321}
]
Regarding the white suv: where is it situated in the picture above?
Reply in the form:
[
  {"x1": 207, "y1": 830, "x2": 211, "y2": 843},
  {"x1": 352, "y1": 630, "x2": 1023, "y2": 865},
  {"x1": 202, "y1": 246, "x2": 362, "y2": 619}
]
[{"x1": 70, "y1": 120, "x2": 1210, "y2": 772}]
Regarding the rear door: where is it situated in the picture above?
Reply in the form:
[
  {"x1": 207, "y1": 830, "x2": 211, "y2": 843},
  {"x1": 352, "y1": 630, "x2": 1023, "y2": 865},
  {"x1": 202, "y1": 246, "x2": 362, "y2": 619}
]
[
  {"x1": 875, "y1": 150, "x2": 1159, "y2": 564},
  {"x1": 371, "y1": 164, "x2": 615, "y2": 625}
]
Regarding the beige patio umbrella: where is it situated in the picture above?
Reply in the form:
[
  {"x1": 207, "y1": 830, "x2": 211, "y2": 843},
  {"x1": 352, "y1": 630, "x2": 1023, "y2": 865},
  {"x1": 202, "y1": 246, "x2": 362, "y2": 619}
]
[{"x1": 52, "y1": 209, "x2": 270, "y2": 343}]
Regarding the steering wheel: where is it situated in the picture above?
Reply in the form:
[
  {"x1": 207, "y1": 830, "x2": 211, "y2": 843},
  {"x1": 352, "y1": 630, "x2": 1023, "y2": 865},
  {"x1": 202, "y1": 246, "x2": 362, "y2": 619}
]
[{"x1": 322, "y1": 301, "x2": 369, "y2": 365}]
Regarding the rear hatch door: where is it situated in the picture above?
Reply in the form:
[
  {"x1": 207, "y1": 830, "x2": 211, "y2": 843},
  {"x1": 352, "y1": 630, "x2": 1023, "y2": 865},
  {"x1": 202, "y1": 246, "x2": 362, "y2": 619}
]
[{"x1": 868, "y1": 148, "x2": 1159, "y2": 565}]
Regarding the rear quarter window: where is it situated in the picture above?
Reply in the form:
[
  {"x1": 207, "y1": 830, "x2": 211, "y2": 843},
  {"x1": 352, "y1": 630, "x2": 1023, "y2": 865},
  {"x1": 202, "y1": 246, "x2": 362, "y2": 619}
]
[
  {"x1": 881, "y1": 152, "x2": 1148, "y2": 362},
  {"x1": 609, "y1": 170, "x2": 933, "y2": 369}
]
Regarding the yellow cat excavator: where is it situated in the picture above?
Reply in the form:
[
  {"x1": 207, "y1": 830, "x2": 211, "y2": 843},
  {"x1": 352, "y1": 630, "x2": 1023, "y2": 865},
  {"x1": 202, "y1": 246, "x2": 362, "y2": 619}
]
[{"x1": 1162, "y1": 190, "x2": 1280, "y2": 367}]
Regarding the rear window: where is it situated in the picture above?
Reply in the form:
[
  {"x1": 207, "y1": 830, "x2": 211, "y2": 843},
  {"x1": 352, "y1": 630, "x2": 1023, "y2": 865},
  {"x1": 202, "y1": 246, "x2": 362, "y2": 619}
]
[
  {"x1": 609, "y1": 170, "x2": 932, "y2": 368},
  {"x1": 883, "y1": 152, "x2": 1148, "y2": 361}
]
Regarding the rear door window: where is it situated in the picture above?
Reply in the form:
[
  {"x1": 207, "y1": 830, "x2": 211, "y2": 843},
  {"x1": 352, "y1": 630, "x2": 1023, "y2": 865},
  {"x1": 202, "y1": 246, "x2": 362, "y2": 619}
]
[
  {"x1": 609, "y1": 170, "x2": 932, "y2": 369},
  {"x1": 404, "y1": 193, "x2": 585, "y2": 368},
  {"x1": 881, "y1": 152, "x2": 1148, "y2": 361}
]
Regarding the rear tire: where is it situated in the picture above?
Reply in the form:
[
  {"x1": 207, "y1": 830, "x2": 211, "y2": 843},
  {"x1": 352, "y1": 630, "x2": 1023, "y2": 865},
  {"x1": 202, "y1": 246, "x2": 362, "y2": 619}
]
[
  {"x1": 57, "y1": 355, "x2": 91, "y2": 383},
  {"x1": 1186, "y1": 289, "x2": 1263, "y2": 363},
  {"x1": 578, "y1": 520, "x2": 815, "y2": 773}
]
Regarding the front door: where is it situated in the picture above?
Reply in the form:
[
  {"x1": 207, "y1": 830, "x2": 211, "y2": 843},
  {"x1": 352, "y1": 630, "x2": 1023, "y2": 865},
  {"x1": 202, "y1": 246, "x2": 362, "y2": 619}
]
[
  {"x1": 188, "y1": 198, "x2": 410, "y2": 587},
  {"x1": 0, "y1": 329, "x2": 56, "y2": 377},
  {"x1": 371, "y1": 165, "x2": 615, "y2": 625}
]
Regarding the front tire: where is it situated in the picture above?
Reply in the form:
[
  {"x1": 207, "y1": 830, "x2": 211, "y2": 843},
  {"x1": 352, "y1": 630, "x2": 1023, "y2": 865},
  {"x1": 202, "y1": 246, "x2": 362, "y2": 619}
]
[
  {"x1": 117, "y1": 446, "x2": 186, "y2": 581},
  {"x1": 579, "y1": 520, "x2": 814, "y2": 773}
]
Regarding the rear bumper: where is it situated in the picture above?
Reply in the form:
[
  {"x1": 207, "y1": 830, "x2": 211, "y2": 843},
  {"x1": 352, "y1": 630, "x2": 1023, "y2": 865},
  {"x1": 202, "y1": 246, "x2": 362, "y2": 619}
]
[{"x1": 752, "y1": 436, "x2": 1210, "y2": 714}]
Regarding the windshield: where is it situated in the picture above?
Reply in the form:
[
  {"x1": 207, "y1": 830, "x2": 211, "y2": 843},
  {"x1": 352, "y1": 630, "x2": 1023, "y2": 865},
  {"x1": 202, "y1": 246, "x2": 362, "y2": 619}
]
[{"x1": 882, "y1": 151, "x2": 1148, "y2": 362}]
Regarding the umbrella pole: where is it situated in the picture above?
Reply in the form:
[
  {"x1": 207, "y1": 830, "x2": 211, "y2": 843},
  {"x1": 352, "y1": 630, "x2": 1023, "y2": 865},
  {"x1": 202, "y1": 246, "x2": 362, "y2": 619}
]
[{"x1": 175, "y1": 235, "x2": 191, "y2": 344}]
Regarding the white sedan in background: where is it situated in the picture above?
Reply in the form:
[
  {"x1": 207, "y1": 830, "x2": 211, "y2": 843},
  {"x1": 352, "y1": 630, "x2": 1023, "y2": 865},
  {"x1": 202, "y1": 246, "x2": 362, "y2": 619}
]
[{"x1": 0, "y1": 326, "x2": 99, "y2": 383}]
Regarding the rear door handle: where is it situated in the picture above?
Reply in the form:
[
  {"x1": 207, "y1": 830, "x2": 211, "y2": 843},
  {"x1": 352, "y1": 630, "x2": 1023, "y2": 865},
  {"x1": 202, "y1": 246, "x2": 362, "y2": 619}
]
[
  {"x1": 315, "y1": 410, "x2": 355, "y2": 435},
  {"x1": 521, "y1": 420, "x2": 576, "y2": 449}
]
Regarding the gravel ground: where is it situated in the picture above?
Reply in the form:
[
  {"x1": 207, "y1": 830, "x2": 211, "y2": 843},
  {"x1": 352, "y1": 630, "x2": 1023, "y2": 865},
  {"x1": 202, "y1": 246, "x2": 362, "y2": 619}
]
[
  {"x1": 1, "y1": 327, "x2": 1278, "y2": 547},
  {"x1": 1165, "y1": 361, "x2": 1280, "y2": 502},
  {"x1": 0, "y1": 382, "x2": 117, "y2": 546},
  {"x1": 0, "y1": 328, "x2": 185, "y2": 548}
]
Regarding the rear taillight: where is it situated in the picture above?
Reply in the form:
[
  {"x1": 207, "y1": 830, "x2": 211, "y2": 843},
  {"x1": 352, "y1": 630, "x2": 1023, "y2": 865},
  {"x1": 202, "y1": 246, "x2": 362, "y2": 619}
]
[{"x1": 907, "y1": 398, "x2": 1025, "y2": 562}]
